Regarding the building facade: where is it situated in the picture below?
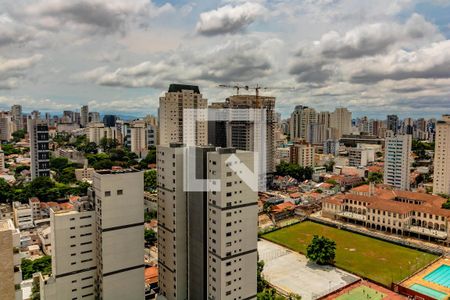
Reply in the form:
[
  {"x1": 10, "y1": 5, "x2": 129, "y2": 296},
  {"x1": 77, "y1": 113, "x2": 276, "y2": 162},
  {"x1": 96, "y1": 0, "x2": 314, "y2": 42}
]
[
  {"x1": 40, "y1": 169, "x2": 144, "y2": 300},
  {"x1": 157, "y1": 144, "x2": 257, "y2": 300},
  {"x1": 330, "y1": 108, "x2": 352, "y2": 138},
  {"x1": 384, "y1": 135, "x2": 412, "y2": 190},
  {"x1": 28, "y1": 118, "x2": 50, "y2": 179},
  {"x1": 159, "y1": 84, "x2": 208, "y2": 146},
  {"x1": 290, "y1": 143, "x2": 315, "y2": 167},
  {"x1": 290, "y1": 105, "x2": 317, "y2": 142},
  {"x1": 433, "y1": 115, "x2": 450, "y2": 195},
  {"x1": 0, "y1": 219, "x2": 22, "y2": 300}
]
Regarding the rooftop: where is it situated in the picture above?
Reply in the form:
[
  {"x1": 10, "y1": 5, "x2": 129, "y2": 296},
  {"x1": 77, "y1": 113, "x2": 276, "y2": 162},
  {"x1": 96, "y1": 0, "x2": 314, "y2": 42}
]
[{"x1": 168, "y1": 83, "x2": 200, "y2": 94}]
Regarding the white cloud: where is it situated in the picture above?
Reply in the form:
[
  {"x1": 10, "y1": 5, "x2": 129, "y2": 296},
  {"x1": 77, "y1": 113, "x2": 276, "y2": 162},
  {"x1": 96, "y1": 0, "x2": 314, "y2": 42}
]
[{"x1": 196, "y1": 2, "x2": 267, "y2": 36}]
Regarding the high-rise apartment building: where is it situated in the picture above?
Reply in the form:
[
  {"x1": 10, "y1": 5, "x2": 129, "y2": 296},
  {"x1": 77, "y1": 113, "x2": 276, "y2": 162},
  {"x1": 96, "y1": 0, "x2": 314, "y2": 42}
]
[
  {"x1": 0, "y1": 219, "x2": 22, "y2": 300},
  {"x1": 323, "y1": 139, "x2": 340, "y2": 156},
  {"x1": 384, "y1": 134, "x2": 412, "y2": 190},
  {"x1": 433, "y1": 115, "x2": 450, "y2": 195},
  {"x1": 10, "y1": 105, "x2": 23, "y2": 131},
  {"x1": 0, "y1": 113, "x2": 15, "y2": 142},
  {"x1": 348, "y1": 147, "x2": 375, "y2": 168},
  {"x1": 0, "y1": 147, "x2": 4, "y2": 173},
  {"x1": 87, "y1": 122, "x2": 118, "y2": 145},
  {"x1": 209, "y1": 95, "x2": 276, "y2": 179},
  {"x1": 88, "y1": 112, "x2": 100, "y2": 123},
  {"x1": 157, "y1": 144, "x2": 257, "y2": 300},
  {"x1": 40, "y1": 169, "x2": 144, "y2": 300},
  {"x1": 387, "y1": 115, "x2": 399, "y2": 134},
  {"x1": 28, "y1": 118, "x2": 50, "y2": 179},
  {"x1": 103, "y1": 115, "x2": 118, "y2": 128},
  {"x1": 159, "y1": 84, "x2": 208, "y2": 146},
  {"x1": 330, "y1": 107, "x2": 352, "y2": 138},
  {"x1": 290, "y1": 143, "x2": 315, "y2": 167},
  {"x1": 130, "y1": 121, "x2": 148, "y2": 158},
  {"x1": 290, "y1": 105, "x2": 317, "y2": 141},
  {"x1": 81, "y1": 105, "x2": 89, "y2": 127}
]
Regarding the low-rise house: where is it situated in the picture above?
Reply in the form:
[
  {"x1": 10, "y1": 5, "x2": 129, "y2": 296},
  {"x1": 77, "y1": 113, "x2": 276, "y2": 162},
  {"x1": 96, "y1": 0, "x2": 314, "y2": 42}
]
[
  {"x1": 13, "y1": 202, "x2": 33, "y2": 229},
  {"x1": 270, "y1": 202, "x2": 297, "y2": 222}
]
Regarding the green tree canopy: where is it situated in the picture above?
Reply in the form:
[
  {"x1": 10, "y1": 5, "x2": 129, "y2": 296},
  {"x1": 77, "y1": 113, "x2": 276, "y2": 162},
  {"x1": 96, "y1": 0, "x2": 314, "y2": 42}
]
[
  {"x1": 276, "y1": 162, "x2": 313, "y2": 182},
  {"x1": 144, "y1": 170, "x2": 157, "y2": 191},
  {"x1": 306, "y1": 235, "x2": 336, "y2": 265},
  {"x1": 368, "y1": 172, "x2": 383, "y2": 184},
  {"x1": 145, "y1": 229, "x2": 157, "y2": 246},
  {"x1": 21, "y1": 256, "x2": 52, "y2": 280}
]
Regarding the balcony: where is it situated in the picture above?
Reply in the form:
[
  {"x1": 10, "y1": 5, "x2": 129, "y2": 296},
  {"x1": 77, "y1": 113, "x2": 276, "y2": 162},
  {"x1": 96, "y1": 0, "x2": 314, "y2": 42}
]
[
  {"x1": 407, "y1": 225, "x2": 448, "y2": 239},
  {"x1": 337, "y1": 211, "x2": 367, "y2": 221}
]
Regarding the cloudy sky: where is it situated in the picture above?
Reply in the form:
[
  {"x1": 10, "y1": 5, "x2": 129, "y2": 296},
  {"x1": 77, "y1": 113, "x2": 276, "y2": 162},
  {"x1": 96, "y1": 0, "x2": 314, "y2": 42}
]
[{"x1": 1, "y1": 0, "x2": 450, "y2": 119}]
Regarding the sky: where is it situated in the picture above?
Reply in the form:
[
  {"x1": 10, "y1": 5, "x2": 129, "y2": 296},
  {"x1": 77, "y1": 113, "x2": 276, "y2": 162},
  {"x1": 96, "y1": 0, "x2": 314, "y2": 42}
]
[{"x1": 1, "y1": 0, "x2": 450, "y2": 119}]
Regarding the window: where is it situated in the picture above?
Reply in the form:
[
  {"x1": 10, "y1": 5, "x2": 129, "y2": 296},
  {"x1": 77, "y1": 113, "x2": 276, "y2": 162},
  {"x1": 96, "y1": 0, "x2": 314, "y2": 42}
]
[
  {"x1": 117, "y1": 190, "x2": 123, "y2": 195},
  {"x1": 105, "y1": 191, "x2": 111, "y2": 197}
]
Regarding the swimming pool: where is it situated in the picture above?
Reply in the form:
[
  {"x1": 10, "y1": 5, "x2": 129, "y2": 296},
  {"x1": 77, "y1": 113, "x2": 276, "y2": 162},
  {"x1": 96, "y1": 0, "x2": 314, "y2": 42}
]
[
  {"x1": 410, "y1": 284, "x2": 447, "y2": 300},
  {"x1": 424, "y1": 265, "x2": 450, "y2": 288}
]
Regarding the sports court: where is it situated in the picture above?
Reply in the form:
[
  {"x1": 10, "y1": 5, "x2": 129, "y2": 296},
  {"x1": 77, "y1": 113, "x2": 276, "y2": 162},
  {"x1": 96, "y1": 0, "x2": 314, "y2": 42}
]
[{"x1": 258, "y1": 239, "x2": 359, "y2": 300}]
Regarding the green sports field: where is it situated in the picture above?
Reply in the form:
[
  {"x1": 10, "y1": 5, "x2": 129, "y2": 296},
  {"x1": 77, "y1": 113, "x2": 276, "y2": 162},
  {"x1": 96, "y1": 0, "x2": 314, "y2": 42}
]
[
  {"x1": 263, "y1": 221, "x2": 438, "y2": 286},
  {"x1": 336, "y1": 286, "x2": 384, "y2": 300}
]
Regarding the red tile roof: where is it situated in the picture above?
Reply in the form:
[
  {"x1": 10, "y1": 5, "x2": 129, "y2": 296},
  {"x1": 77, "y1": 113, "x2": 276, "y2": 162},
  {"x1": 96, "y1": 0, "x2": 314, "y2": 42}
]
[
  {"x1": 145, "y1": 267, "x2": 158, "y2": 285},
  {"x1": 271, "y1": 202, "x2": 296, "y2": 213}
]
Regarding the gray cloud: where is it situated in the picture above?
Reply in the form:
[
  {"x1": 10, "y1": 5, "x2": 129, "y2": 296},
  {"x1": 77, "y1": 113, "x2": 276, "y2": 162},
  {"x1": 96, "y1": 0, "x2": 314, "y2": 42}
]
[
  {"x1": 0, "y1": 54, "x2": 43, "y2": 89},
  {"x1": 22, "y1": 0, "x2": 174, "y2": 35},
  {"x1": 289, "y1": 14, "x2": 442, "y2": 84},
  {"x1": 79, "y1": 37, "x2": 278, "y2": 88},
  {"x1": 196, "y1": 2, "x2": 267, "y2": 36}
]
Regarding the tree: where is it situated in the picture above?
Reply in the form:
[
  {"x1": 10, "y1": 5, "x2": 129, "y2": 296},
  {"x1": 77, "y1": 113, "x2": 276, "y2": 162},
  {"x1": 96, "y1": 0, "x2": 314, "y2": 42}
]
[
  {"x1": 14, "y1": 165, "x2": 30, "y2": 175},
  {"x1": 21, "y1": 256, "x2": 52, "y2": 280},
  {"x1": 324, "y1": 160, "x2": 335, "y2": 172},
  {"x1": 12, "y1": 129, "x2": 26, "y2": 142},
  {"x1": 145, "y1": 210, "x2": 157, "y2": 222},
  {"x1": 0, "y1": 178, "x2": 12, "y2": 203},
  {"x1": 257, "y1": 260, "x2": 267, "y2": 293},
  {"x1": 145, "y1": 229, "x2": 157, "y2": 246},
  {"x1": 50, "y1": 157, "x2": 70, "y2": 172},
  {"x1": 27, "y1": 177, "x2": 56, "y2": 200},
  {"x1": 92, "y1": 159, "x2": 114, "y2": 170},
  {"x1": 306, "y1": 235, "x2": 336, "y2": 265},
  {"x1": 368, "y1": 172, "x2": 383, "y2": 184},
  {"x1": 144, "y1": 170, "x2": 157, "y2": 191},
  {"x1": 276, "y1": 162, "x2": 313, "y2": 182},
  {"x1": 99, "y1": 137, "x2": 118, "y2": 152}
]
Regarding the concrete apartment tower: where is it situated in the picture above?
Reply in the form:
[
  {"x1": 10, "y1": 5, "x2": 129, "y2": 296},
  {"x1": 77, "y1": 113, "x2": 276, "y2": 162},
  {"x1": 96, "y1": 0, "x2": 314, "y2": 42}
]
[
  {"x1": 0, "y1": 146, "x2": 4, "y2": 173},
  {"x1": 0, "y1": 219, "x2": 22, "y2": 300},
  {"x1": 384, "y1": 134, "x2": 412, "y2": 190},
  {"x1": 81, "y1": 105, "x2": 89, "y2": 127},
  {"x1": 289, "y1": 105, "x2": 317, "y2": 142},
  {"x1": 157, "y1": 144, "x2": 257, "y2": 300},
  {"x1": 40, "y1": 169, "x2": 144, "y2": 300},
  {"x1": 159, "y1": 84, "x2": 208, "y2": 146},
  {"x1": 208, "y1": 95, "x2": 277, "y2": 182},
  {"x1": 130, "y1": 120, "x2": 149, "y2": 158},
  {"x1": 290, "y1": 143, "x2": 315, "y2": 167},
  {"x1": 10, "y1": 105, "x2": 23, "y2": 131},
  {"x1": 433, "y1": 115, "x2": 450, "y2": 195},
  {"x1": 28, "y1": 117, "x2": 50, "y2": 179},
  {"x1": 330, "y1": 107, "x2": 352, "y2": 138}
]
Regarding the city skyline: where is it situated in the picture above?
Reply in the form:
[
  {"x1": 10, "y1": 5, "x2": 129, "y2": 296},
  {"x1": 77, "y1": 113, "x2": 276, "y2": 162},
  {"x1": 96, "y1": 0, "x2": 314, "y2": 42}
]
[{"x1": 1, "y1": 1, "x2": 450, "y2": 118}]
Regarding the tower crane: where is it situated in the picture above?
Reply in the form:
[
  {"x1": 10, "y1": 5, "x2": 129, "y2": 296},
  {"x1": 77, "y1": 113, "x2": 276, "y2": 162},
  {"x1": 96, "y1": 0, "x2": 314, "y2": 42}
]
[{"x1": 218, "y1": 84, "x2": 293, "y2": 107}]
